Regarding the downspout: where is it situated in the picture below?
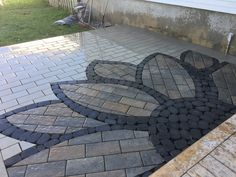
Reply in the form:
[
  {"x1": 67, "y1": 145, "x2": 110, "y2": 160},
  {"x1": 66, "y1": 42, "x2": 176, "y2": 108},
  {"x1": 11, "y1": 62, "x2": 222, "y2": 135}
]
[{"x1": 225, "y1": 32, "x2": 234, "y2": 55}]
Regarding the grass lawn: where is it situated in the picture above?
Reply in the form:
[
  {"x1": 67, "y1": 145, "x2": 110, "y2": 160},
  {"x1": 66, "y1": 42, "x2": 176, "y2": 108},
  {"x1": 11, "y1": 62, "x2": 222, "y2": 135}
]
[{"x1": 0, "y1": 0, "x2": 88, "y2": 46}]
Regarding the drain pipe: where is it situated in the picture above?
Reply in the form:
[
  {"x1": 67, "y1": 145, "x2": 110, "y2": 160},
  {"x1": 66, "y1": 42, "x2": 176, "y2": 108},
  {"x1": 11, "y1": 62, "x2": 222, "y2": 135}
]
[{"x1": 225, "y1": 32, "x2": 234, "y2": 55}]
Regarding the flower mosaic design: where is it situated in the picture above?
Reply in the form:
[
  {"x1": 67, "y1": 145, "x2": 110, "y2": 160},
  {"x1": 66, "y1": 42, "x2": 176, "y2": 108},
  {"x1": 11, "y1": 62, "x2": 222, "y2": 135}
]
[{"x1": 1, "y1": 50, "x2": 236, "y2": 176}]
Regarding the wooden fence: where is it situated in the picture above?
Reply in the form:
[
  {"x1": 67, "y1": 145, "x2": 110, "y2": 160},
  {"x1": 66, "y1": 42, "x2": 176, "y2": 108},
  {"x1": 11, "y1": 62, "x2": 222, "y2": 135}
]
[{"x1": 48, "y1": 0, "x2": 78, "y2": 12}]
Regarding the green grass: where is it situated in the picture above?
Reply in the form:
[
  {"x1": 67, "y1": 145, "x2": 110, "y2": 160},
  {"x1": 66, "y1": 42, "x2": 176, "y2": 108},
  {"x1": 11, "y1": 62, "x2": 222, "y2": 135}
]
[{"x1": 0, "y1": 0, "x2": 88, "y2": 46}]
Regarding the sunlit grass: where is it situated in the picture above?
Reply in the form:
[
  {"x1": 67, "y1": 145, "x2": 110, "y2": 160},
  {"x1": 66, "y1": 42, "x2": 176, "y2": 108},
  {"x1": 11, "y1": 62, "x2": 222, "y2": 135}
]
[{"x1": 0, "y1": 0, "x2": 88, "y2": 46}]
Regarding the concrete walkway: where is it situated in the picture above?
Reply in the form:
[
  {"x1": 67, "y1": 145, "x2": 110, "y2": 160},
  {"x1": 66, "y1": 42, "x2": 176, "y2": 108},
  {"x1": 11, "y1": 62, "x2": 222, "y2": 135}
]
[{"x1": 0, "y1": 25, "x2": 236, "y2": 177}]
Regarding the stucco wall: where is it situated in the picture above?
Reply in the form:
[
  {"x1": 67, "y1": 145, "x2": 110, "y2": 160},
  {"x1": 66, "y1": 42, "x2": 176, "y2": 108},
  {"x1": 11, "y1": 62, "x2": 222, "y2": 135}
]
[{"x1": 87, "y1": 0, "x2": 236, "y2": 56}]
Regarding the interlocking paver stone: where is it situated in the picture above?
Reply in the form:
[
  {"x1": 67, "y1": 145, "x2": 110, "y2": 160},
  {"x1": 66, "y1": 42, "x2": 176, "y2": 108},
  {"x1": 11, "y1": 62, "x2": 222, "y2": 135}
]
[
  {"x1": 105, "y1": 152, "x2": 142, "y2": 170},
  {"x1": 7, "y1": 166, "x2": 26, "y2": 177},
  {"x1": 140, "y1": 150, "x2": 164, "y2": 166},
  {"x1": 25, "y1": 161, "x2": 66, "y2": 177},
  {"x1": 24, "y1": 115, "x2": 56, "y2": 126},
  {"x1": 14, "y1": 149, "x2": 49, "y2": 166},
  {"x1": 120, "y1": 138, "x2": 155, "y2": 152},
  {"x1": 86, "y1": 170, "x2": 126, "y2": 177},
  {"x1": 86, "y1": 141, "x2": 120, "y2": 157},
  {"x1": 102, "y1": 130, "x2": 134, "y2": 141},
  {"x1": 49, "y1": 145, "x2": 85, "y2": 161},
  {"x1": 69, "y1": 132, "x2": 102, "y2": 145},
  {"x1": 66, "y1": 156, "x2": 104, "y2": 175},
  {"x1": 126, "y1": 166, "x2": 155, "y2": 177}
]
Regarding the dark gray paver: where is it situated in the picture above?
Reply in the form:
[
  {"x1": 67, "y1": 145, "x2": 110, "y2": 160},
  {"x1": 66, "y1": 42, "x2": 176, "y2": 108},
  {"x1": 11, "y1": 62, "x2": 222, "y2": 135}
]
[
  {"x1": 120, "y1": 138, "x2": 155, "y2": 152},
  {"x1": 7, "y1": 166, "x2": 26, "y2": 177},
  {"x1": 25, "y1": 161, "x2": 66, "y2": 177},
  {"x1": 69, "y1": 132, "x2": 102, "y2": 145},
  {"x1": 54, "y1": 117, "x2": 85, "y2": 127},
  {"x1": 86, "y1": 141, "x2": 120, "y2": 157},
  {"x1": 14, "y1": 149, "x2": 49, "y2": 166},
  {"x1": 102, "y1": 130, "x2": 134, "y2": 141},
  {"x1": 134, "y1": 131, "x2": 149, "y2": 138},
  {"x1": 140, "y1": 150, "x2": 164, "y2": 166},
  {"x1": 66, "y1": 156, "x2": 104, "y2": 175},
  {"x1": 105, "y1": 152, "x2": 142, "y2": 170},
  {"x1": 126, "y1": 166, "x2": 155, "y2": 177}
]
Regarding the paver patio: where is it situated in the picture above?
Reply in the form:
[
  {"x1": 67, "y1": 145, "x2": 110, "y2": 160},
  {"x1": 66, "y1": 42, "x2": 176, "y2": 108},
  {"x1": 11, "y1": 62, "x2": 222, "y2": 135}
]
[{"x1": 0, "y1": 25, "x2": 236, "y2": 177}]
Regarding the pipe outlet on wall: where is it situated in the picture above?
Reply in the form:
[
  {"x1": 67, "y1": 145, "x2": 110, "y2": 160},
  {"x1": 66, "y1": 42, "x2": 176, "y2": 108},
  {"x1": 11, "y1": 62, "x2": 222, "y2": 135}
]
[{"x1": 225, "y1": 32, "x2": 234, "y2": 55}]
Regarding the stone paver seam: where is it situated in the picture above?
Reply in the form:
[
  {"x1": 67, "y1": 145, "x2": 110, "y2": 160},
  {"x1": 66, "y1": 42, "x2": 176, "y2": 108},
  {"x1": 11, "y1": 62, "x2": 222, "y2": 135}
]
[
  {"x1": 64, "y1": 159, "x2": 68, "y2": 176},
  {"x1": 208, "y1": 154, "x2": 236, "y2": 174},
  {"x1": 183, "y1": 163, "x2": 216, "y2": 177},
  {"x1": 138, "y1": 151, "x2": 146, "y2": 167},
  {"x1": 194, "y1": 163, "x2": 217, "y2": 177}
]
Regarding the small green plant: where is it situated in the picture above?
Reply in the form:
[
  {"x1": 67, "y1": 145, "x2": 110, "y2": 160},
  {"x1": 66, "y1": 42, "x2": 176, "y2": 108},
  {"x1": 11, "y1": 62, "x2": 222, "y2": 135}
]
[{"x1": 0, "y1": 0, "x2": 88, "y2": 46}]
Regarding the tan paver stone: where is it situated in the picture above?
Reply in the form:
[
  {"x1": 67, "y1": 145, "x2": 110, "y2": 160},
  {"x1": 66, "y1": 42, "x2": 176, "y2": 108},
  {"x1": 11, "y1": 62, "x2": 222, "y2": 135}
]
[
  {"x1": 102, "y1": 101, "x2": 129, "y2": 113},
  {"x1": 7, "y1": 114, "x2": 29, "y2": 124},
  {"x1": 144, "y1": 102, "x2": 158, "y2": 111},
  {"x1": 49, "y1": 145, "x2": 85, "y2": 161},
  {"x1": 120, "y1": 97, "x2": 146, "y2": 108},
  {"x1": 127, "y1": 107, "x2": 151, "y2": 116},
  {"x1": 25, "y1": 115, "x2": 56, "y2": 126},
  {"x1": 44, "y1": 107, "x2": 73, "y2": 117},
  {"x1": 76, "y1": 87, "x2": 99, "y2": 97}
]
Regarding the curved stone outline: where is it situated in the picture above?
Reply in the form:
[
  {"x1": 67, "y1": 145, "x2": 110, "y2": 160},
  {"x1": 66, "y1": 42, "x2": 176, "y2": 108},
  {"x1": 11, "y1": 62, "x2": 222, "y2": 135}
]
[
  {"x1": 0, "y1": 100, "x2": 117, "y2": 167},
  {"x1": 180, "y1": 50, "x2": 224, "y2": 72},
  {"x1": 51, "y1": 51, "x2": 236, "y2": 176},
  {"x1": 51, "y1": 80, "x2": 152, "y2": 122},
  {"x1": 86, "y1": 60, "x2": 137, "y2": 80},
  {"x1": 136, "y1": 51, "x2": 228, "y2": 100},
  {"x1": 1, "y1": 51, "x2": 236, "y2": 177},
  {"x1": 86, "y1": 59, "x2": 170, "y2": 103}
]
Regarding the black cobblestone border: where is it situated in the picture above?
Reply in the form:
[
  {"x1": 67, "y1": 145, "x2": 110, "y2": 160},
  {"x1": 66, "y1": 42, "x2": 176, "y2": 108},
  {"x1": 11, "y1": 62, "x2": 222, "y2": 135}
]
[{"x1": 0, "y1": 100, "x2": 116, "y2": 167}]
